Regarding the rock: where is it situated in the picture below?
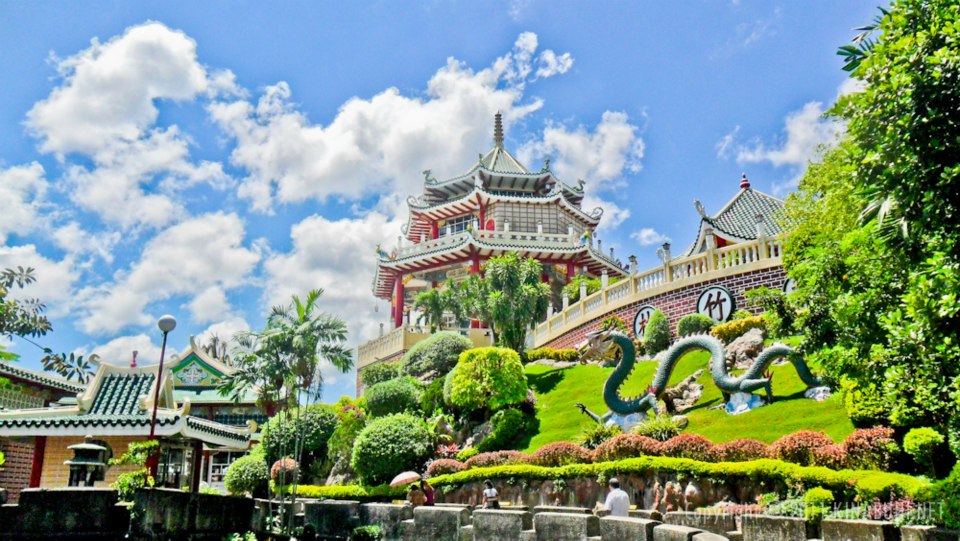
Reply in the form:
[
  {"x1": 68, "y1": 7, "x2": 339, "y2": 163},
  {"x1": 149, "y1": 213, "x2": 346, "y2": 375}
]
[
  {"x1": 724, "y1": 328, "x2": 765, "y2": 370},
  {"x1": 725, "y1": 392, "x2": 765, "y2": 415},
  {"x1": 325, "y1": 455, "x2": 358, "y2": 486},
  {"x1": 805, "y1": 386, "x2": 832, "y2": 401},
  {"x1": 662, "y1": 369, "x2": 704, "y2": 414},
  {"x1": 464, "y1": 420, "x2": 494, "y2": 449},
  {"x1": 672, "y1": 416, "x2": 689, "y2": 430}
]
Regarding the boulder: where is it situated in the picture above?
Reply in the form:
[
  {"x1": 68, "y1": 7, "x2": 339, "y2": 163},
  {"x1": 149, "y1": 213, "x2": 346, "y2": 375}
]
[
  {"x1": 662, "y1": 370, "x2": 704, "y2": 414},
  {"x1": 533, "y1": 512, "x2": 600, "y2": 541},
  {"x1": 472, "y1": 509, "x2": 533, "y2": 541},
  {"x1": 599, "y1": 516, "x2": 659, "y2": 541},
  {"x1": 724, "y1": 328, "x2": 765, "y2": 369}
]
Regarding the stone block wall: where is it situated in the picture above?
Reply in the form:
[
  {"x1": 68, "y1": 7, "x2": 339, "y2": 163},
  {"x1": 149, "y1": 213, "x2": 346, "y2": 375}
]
[
  {"x1": 543, "y1": 266, "x2": 786, "y2": 350},
  {"x1": 40, "y1": 435, "x2": 141, "y2": 488}
]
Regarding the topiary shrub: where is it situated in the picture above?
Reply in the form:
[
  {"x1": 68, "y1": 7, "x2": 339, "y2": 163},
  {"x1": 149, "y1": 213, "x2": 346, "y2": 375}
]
[
  {"x1": 402, "y1": 331, "x2": 473, "y2": 380},
  {"x1": 715, "y1": 439, "x2": 769, "y2": 462},
  {"x1": 360, "y1": 361, "x2": 403, "y2": 388},
  {"x1": 577, "y1": 423, "x2": 623, "y2": 451},
  {"x1": 530, "y1": 442, "x2": 591, "y2": 467},
  {"x1": 644, "y1": 309, "x2": 671, "y2": 355},
  {"x1": 600, "y1": 315, "x2": 629, "y2": 335},
  {"x1": 526, "y1": 347, "x2": 580, "y2": 363},
  {"x1": 465, "y1": 450, "x2": 530, "y2": 469},
  {"x1": 351, "y1": 413, "x2": 434, "y2": 486},
  {"x1": 448, "y1": 347, "x2": 528, "y2": 411},
  {"x1": 456, "y1": 447, "x2": 479, "y2": 462},
  {"x1": 769, "y1": 430, "x2": 834, "y2": 467},
  {"x1": 634, "y1": 414, "x2": 683, "y2": 442},
  {"x1": 426, "y1": 459, "x2": 468, "y2": 477},
  {"x1": 904, "y1": 427, "x2": 945, "y2": 476},
  {"x1": 843, "y1": 426, "x2": 898, "y2": 471},
  {"x1": 365, "y1": 376, "x2": 423, "y2": 417},
  {"x1": 710, "y1": 315, "x2": 767, "y2": 343},
  {"x1": 661, "y1": 434, "x2": 718, "y2": 462},
  {"x1": 731, "y1": 309, "x2": 753, "y2": 320},
  {"x1": 224, "y1": 454, "x2": 269, "y2": 496},
  {"x1": 271, "y1": 458, "x2": 300, "y2": 486},
  {"x1": 804, "y1": 487, "x2": 834, "y2": 523},
  {"x1": 260, "y1": 404, "x2": 339, "y2": 471},
  {"x1": 477, "y1": 408, "x2": 526, "y2": 452},
  {"x1": 592, "y1": 434, "x2": 663, "y2": 462},
  {"x1": 813, "y1": 444, "x2": 848, "y2": 470},
  {"x1": 677, "y1": 314, "x2": 715, "y2": 337}
]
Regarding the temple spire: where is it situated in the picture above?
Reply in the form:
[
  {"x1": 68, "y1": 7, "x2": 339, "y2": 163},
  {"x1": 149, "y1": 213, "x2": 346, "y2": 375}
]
[
  {"x1": 494, "y1": 111, "x2": 504, "y2": 148},
  {"x1": 740, "y1": 172, "x2": 750, "y2": 189}
]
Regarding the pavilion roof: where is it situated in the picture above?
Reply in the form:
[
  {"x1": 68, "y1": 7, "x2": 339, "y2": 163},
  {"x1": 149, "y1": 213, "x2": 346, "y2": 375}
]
[
  {"x1": 0, "y1": 362, "x2": 86, "y2": 395},
  {"x1": 684, "y1": 176, "x2": 788, "y2": 256}
]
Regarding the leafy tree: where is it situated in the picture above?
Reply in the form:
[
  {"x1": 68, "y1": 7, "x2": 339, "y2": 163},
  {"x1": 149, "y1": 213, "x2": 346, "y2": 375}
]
[
  {"x1": 40, "y1": 351, "x2": 94, "y2": 383},
  {"x1": 401, "y1": 331, "x2": 472, "y2": 380},
  {"x1": 413, "y1": 289, "x2": 445, "y2": 333},
  {"x1": 0, "y1": 267, "x2": 52, "y2": 339},
  {"x1": 447, "y1": 347, "x2": 528, "y2": 411},
  {"x1": 483, "y1": 253, "x2": 550, "y2": 355},
  {"x1": 562, "y1": 275, "x2": 602, "y2": 303},
  {"x1": 360, "y1": 361, "x2": 402, "y2": 388}
]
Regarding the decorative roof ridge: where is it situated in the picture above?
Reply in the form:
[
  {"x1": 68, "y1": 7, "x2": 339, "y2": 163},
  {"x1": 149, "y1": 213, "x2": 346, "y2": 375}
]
[{"x1": 0, "y1": 362, "x2": 86, "y2": 393}]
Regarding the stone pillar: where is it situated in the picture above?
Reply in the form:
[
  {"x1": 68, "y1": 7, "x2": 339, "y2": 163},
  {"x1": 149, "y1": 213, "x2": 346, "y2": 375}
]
[
  {"x1": 568, "y1": 225, "x2": 575, "y2": 242},
  {"x1": 705, "y1": 227, "x2": 716, "y2": 271},
  {"x1": 394, "y1": 274, "x2": 404, "y2": 329},
  {"x1": 504, "y1": 221, "x2": 511, "y2": 233},
  {"x1": 628, "y1": 255, "x2": 638, "y2": 275},
  {"x1": 659, "y1": 242, "x2": 673, "y2": 282},
  {"x1": 562, "y1": 291, "x2": 570, "y2": 310},
  {"x1": 756, "y1": 214, "x2": 769, "y2": 259},
  {"x1": 537, "y1": 222, "x2": 543, "y2": 235},
  {"x1": 601, "y1": 270, "x2": 609, "y2": 288},
  {"x1": 579, "y1": 278, "x2": 587, "y2": 301}
]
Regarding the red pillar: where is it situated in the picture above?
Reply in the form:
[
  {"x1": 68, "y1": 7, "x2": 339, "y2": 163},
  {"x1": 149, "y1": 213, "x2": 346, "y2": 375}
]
[
  {"x1": 394, "y1": 273, "x2": 405, "y2": 328},
  {"x1": 478, "y1": 205, "x2": 486, "y2": 231},
  {"x1": 431, "y1": 222, "x2": 439, "y2": 240},
  {"x1": 29, "y1": 436, "x2": 46, "y2": 488},
  {"x1": 471, "y1": 255, "x2": 480, "y2": 274},
  {"x1": 566, "y1": 261, "x2": 575, "y2": 282}
]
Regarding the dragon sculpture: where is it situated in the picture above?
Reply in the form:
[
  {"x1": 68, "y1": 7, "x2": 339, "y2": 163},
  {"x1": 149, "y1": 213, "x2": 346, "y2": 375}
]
[{"x1": 574, "y1": 329, "x2": 823, "y2": 424}]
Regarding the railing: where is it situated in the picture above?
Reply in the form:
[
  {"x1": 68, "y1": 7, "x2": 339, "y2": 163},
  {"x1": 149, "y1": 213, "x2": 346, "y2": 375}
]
[
  {"x1": 357, "y1": 325, "x2": 495, "y2": 370},
  {"x1": 535, "y1": 237, "x2": 784, "y2": 346}
]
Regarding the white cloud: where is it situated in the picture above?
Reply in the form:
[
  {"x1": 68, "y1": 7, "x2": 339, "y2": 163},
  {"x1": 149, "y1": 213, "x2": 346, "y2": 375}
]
[
  {"x1": 209, "y1": 32, "x2": 571, "y2": 213},
  {"x1": 630, "y1": 227, "x2": 671, "y2": 247},
  {"x1": 0, "y1": 244, "x2": 78, "y2": 315},
  {"x1": 0, "y1": 163, "x2": 47, "y2": 244},
  {"x1": 187, "y1": 286, "x2": 231, "y2": 324},
  {"x1": 837, "y1": 77, "x2": 866, "y2": 98},
  {"x1": 88, "y1": 334, "x2": 162, "y2": 366},
  {"x1": 77, "y1": 212, "x2": 260, "y2": 334},
  {"x1": 194, "y1": 317, "x2": 250, "y2": 347},
  {"x1": 715, "y1": 126, "x2": 740, "y2": 159},
  {"x1": 737, "y1": 101, "x2": 842, "y2": 167},
  {"x1": 53, "y1": 222, "x2": 121, "y2": 264}
]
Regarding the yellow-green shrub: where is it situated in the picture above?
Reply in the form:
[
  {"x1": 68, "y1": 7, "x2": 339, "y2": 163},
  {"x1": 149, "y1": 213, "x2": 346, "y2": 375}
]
[
  {"x1": 526, "y1": 347, "x2": 580, "y2": 363},
  {"x1": 710, "y1": 315, "x2": 767, "y2": 343}
]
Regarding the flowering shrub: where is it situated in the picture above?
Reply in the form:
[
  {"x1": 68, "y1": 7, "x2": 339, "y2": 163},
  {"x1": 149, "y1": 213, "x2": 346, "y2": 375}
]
[
  {"x1": 592, "y1": 434, "x2": 663, "y2": 462},
  {"x1": 867, "y1": 495, "x2": 915, "y2": 521},
  {"x1": 435, "y1": 442, "x2": 461, "y2": 460},
  {"x1": 813, "y1": 444, "x2": 848, "y2": 470},
  {"x1": 427, "y1": 459, "x2": 468, "y2": 477},
  {"x1": 843, "y1": 426, "x2": 899, "y2": 471},
  {"x1": 710, "y1": 315, "x2": 767, "y2": 343},
  {"x1": 769, "y1": 430, "x2": 834, "y2": 466},
  {"x1": 715, "y1": 439, "x2": 769, "y2": 462},
  {"x1": 271, "y1": 458, "x2": 299, "y2": 485},
  {"x1": 661, "y1": 434, "x2": 718, "y2": 462},
  {"x1": 465, "y1": 450, "x2": 529, "y2": 469},
  {"x1": 530, "y1": 442, "x2": 592, "y2": 467}
]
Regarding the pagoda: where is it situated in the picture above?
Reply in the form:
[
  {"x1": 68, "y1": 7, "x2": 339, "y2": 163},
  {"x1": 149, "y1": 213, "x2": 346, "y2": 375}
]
[{"x1": 373, "y1": 113, "x2": 629, "y2": 330}]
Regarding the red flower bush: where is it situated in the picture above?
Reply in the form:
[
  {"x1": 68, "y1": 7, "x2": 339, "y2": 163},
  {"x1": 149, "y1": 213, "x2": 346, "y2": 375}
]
[
  {"x1": 435, "y1": 442, "x2": 461, "y2": 460},
  {"x1": 769, "y1": 430, "x2": 834, "y2": 466},
  {"x1": 531, "y1": 442, "x2": 592, "y2": 467},
  {"x1": 715, "y1": 439, "x2": 769, "y2": 462},
  {"x1": 661, "y1": 434, "x2": 718, "y2": 462},
  {"x1": 270, "y1": 458, "x2": 299, "y2": 484},
  {"x1": 465, "y1": 450, "x2": 530, "y2": 469},
  {"x1": 426, "y1": 459, "x2": 468, "y2": 477},
  {"x1": 843, "y1": 426, "x2": 898, "y2": 470},
  {"x1": 813, "y1": 444, "x2": 848, "y2": 470},
  {"x1": 592, "y1": 434, "x2": 663, "y2": 462}
]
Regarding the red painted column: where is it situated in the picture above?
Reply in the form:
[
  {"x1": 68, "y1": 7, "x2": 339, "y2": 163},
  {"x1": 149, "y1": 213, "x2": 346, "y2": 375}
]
[
  {"x1": 471, "y1": 255, "x2": 480, "y2": 274},
  {"x1": 566, "y1": 261, "x2": 575, "y2": 282},
  {"x1": 29, "y1": 436, "x2": 46, "y2": 488},
  {"x1": 431, "y1": 222, "x2": 439, "y2": 240},
  {"x1": 478, "y1": 205, "x2": 486, "y2": 231},
  {"x1": 394, "y1": 273, "x2": 405, "y2": 328}
]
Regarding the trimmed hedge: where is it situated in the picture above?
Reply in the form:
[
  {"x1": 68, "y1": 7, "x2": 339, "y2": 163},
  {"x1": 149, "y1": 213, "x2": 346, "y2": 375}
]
[
  {"x1": 448, "y1": 347, "x2": 528, "y2": 410},
  {"x1": 711, "y1": 315, "x2": 767, "y2": 343},
  {"x1": 477, "y1": 408, "x2": 526, "y2": 452},
  {"x1": 365, "y1": 376, "x2": 423, "y2": 417},
  {"x1": 402, "y1": 331, "x2": 473, "y2": 380},
  {"x1": 644, "y1": 309, "x2": 671, "y2": 355},
  {"x1": 525, "y1": 347, "x2": 580, "y2": 363},
  {"x1": 351, "y1": 413, "x2": 434, "y2": 486},
  {"x1": 677, "y1": 314, "x2": 715, "y2": 337}
]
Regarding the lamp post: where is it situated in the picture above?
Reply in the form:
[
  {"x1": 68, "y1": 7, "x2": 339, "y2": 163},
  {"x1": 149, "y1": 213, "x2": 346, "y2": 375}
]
[{"x1": 147, "y1": 315, "x2": 176, "y2": 479}]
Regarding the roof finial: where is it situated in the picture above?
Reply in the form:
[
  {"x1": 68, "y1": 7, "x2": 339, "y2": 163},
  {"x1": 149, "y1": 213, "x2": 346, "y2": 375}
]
[
  {"x1": 494, "y1": 111, "x2": 504, "y2": 148},
  {"x1": 740, "y1": 173, "x2": 750, "y2": 189}
]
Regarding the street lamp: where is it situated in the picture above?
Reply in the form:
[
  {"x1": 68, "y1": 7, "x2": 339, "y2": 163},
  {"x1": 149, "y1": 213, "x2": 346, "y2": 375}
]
[{"x1": 147, "y1": 315, "x2": 176, "y2": 479}]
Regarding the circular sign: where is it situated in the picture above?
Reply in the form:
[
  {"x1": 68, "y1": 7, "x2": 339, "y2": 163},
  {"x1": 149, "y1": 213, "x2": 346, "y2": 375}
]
[
  {"x1": 633, "y1": 305, "x2": 657, "y2": 337},
  {"x1": 783, "y1": 278, "x2": 797, "y2": 295},
  {"x1": 696, "y1": 286, "x2": 736, "y2": 322}
]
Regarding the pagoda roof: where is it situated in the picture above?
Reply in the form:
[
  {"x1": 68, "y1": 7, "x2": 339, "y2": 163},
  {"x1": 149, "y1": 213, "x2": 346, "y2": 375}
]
[
  {"x1": 0, "y1": 362, "x2": 86, "y2": 395},
  {"x1": 0, "y1": 361, "x2": 254, "y2": 448},
  {"x1": 684, "y1": 175, "x2": 788, "y2": 256}
]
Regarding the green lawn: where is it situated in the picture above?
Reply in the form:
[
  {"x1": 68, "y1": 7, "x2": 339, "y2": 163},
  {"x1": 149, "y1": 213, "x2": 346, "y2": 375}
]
[{"x1": 520, "y1": 350, "x2": 854, "y2": 452}]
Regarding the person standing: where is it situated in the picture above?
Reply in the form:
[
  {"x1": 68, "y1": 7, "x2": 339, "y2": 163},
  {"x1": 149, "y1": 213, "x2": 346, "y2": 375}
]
[
  {"x1": 482, "y1": 479, "x2": 500, "y2": 509},
  {"x1": 603, "y1": 477, "x2": 630, "y2": 517},
  {"x1": 421, "y1": 480, "x2": 435, "y2": 506}
]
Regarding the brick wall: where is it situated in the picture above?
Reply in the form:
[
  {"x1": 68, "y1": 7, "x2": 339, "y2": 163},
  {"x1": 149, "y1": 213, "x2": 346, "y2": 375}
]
[
  {"x1": 40, "y1": 436, "x2": 142, "y2": 488},
  {"x1": 0, "y1": 439, "x2": 35, "y2": 503},
  {"x1": 543, "y1": 266, "x2": 786, "y2": 350}
]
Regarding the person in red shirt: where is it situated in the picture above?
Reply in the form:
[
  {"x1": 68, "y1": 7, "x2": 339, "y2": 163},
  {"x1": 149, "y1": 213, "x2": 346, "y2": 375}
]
[{"x1": 420, "y1": 480, "x2": 435, "y2": 506}]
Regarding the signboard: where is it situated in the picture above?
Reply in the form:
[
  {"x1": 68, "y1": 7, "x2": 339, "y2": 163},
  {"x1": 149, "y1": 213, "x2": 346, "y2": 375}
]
[
  {"x1": 633, "y1": 305, "x2": 657, "y2": 337},
  {"x1": 697, "y1": 286, "x2": 736, "y2": 322}
]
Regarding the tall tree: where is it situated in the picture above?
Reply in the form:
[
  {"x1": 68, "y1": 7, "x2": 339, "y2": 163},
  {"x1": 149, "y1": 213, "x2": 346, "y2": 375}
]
[{"x1": 483, "y1": 253, "x2": 550, "y2": 355}]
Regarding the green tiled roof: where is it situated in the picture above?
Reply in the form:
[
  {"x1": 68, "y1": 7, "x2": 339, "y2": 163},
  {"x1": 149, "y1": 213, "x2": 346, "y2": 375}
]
[
  {"x1": 0, "y1": 362, "x2": 86, "y2": 394},
  {"x1": 89, "y1": 373, "x2": 155, "y2": 415},
  {"x1": 0, "y1": 414, "x2": 178, "y2": 430},
  {"x1": 173, "y1": 386, "x2": 258, "y2": 405},
  {"x1": 706, "y1": 188, "x2": 787, "y2": 240}
]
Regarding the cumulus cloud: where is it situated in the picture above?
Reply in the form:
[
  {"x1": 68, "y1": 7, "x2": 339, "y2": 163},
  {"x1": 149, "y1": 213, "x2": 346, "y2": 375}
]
[
  {"x1": 194, "y1": 317, "x2": 250, "y2": 347},
  {"x1": 630, "y1": 227, "x2": 671, "y2": 247},
  {"x1": 53, "y1": 222, "x2": 121, "y2": 264},
  {"x1": 187, "y1": 286, "x2": 231, "y2": 324},
  {"x1": 87, "y1": 334, "x2": 162, "y2": 365},
  {"x1": 737, "y1": 101, "x2": 842, "y2": 167},
  {"x1": 0, "y1": 244, "x2": 78, "y2": 315},
  {"x1": 0, "y1": 163, "x2": 47, "y2": 244},
  {"x1": 77, "y1": 212, "x2": 260, "y2": 334},
  {"x1": 209, "y1": 32, "x2": 572, "y2": 213}
]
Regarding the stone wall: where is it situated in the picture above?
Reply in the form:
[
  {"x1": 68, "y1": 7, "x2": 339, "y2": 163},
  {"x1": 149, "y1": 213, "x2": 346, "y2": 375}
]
[
  {"x1": 543, "y1": 266, "x2": 786, "y2": 350},
  {"x1": 0, "y1": 438, "x2": 35, "y2": 503},
  {"x1": 39, "y1": 435, "x2": 141, "y2": 488}
]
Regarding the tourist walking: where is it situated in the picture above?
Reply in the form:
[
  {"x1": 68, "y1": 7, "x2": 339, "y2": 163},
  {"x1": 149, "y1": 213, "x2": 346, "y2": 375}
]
[
  {"x1": 602, "y1": 477, "x2": 630, "y2": 517},
  {"x1": 482, "y1": 479, "x2": 500, "y2": 509}
]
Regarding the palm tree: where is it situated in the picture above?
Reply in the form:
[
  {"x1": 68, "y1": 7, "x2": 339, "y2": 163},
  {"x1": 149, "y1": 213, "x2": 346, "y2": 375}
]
[
  {"x1": 485, "y1": 253, "x2": 550, "y2": 355},
  {"x1": 413, "y1": 289, "x2": 446, "y2": 332}
]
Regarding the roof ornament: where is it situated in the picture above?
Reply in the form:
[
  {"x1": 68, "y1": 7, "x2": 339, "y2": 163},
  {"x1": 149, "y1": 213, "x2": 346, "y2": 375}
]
[
  {"x1": 539, "y1": 157, "x2": 551, "y2": 173},
  {"x1": 422, "y1": 169, "x2": 436, "y2": 183},
  {"x1": 694, "y1": 199, "x2": 707, "y2": 218},
  {"x1": 740, "y1": 172, "x2": 751, "y2": 189},
  {"x1": 494, "y1": 111, "x2": 504, "y2": 148},
  {"x1": 576, "y1": 178, "x2": 586, "y2": 192}
]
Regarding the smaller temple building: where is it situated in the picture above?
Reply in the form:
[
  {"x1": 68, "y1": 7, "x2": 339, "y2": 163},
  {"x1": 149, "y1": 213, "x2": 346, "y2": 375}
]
[{"x1": 0, "y1": 357, "x2": 254, "y2": 495}]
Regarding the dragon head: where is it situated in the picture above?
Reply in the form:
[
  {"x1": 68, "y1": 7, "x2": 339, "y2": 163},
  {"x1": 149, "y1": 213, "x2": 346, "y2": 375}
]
[{"x1": 578, "y1": 328, "x2": 616, "y2": 362}]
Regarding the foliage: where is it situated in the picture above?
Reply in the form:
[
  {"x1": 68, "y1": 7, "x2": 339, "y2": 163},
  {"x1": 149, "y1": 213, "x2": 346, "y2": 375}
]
[
  {"x1": 591, "y1": 434, "x2": 663, "y2": 462},
  {"x1": 839, "y1": 378, "x2": 889, "y2": 426},
  {"x1": 360, "y1": 362, "x2": 402, "y2": 388},
  {"x1": 225, "y1": 533, "x2": 258, "y2": 541},
  {"x1": 904, "y1": 427, "x2": 945, "y2": 476},
  {"x1": 413, "y1": 288, "x2": 448, "y2": 333},
  {"x1": 804, "y1": 487, "x2": 834, "y2": 523},
  {"x1": 456, "y1": 447, "x2": 479, "y2": 462},
  {"x1": 867, "y1": 496, "x2": 916, "y2": 522},
  {"x1": 351, "y1": 525, "x2": 382, "y2": 541},
  {"x1": 365, "y1": 376, "x2": 423, "y2": 417},
  {"x1": 643, "y1": 309, "x2": 671, "y2": 355},
  {"x1": 271, "y1": 458, "x2": 300, "y2": 485},
  {"x1": 351, "y1": 413, "x2": 434, "y2": 486},
  {"x1": 731, "y1": 309, "x2": 753, "y2": 321},
  {"x1": 39, "y1": 351, "x2": 94, "y2": 383},
  {"x1": 769, "y1": 431, "x2": 834, "y2": 467},
  {"x1": 715, "y1": 439, "x2": 769, "y2": 462},
  {"x1": 465, "y1": 450, "x2": 529, "y2": 469},
  {"x1": 599, "y1": 315, "x2": 629, "y2": 335},
  {"x1": 766, "y1": 497, "x2": 806, "y2": 518},
  {"x1": 530, "y1": 442, "x2": 592, "y2": 467},
  {"x1": 448, "y1": 347, "x2": 528, "y2": 411},
  {"x1": 744, "y1": 287, "x2": 794, "y2": 338},
  {"x1": 402, "y1": 331, "x2": 473, "y2": 380},
  {"x1": 224, "y1": 454, "x2": 270, "y2": 496},
  {"x1": 634, "y1": 414, "x2": 683, "y2": 442},
  {"x1": 525, "y1": 347, "x2": 580, "y2": 363},
  {"x1": 483, "y1": 253, "x2": 550, "y2": 355},
  {"x1": 710, "y1": 316, "x2": 766, "y2": 344},
  {"x1": 426, "y1": 459, "x2": 468, "y2": 477},
  {"x1": 327, "y1": 399, "x2": 367, "y2": 474},
  {"x1": 660, "y1": 434, "x2": 718, "y2": 462},
  {"x1": 843, "y1": 426, "x2": 898, "y2": 471},
  {"x1": 110, "y1": 440, "x2": 158, "y2": 502},
  {"x1": 676, "y1": 314, "x2": 715, "y2": 337},
  {"x1": 420, "y1": 378, "x2": 446, "y2": 417},
  {"x1": 919, "y1": 463, "x2": 960, "y2": 528},
  {"x1": 577, "y1": 423, "x2": 623, "y2": 451},
  {"x1": 477, "y1": 408, "x2": 527, "y2": 452},
  {"x1": 0, "y1": 267, "x2": 52, "y2": 339},
  {"x1": 260, "y1": 404, "x2": 339, "y2": 471},
  {"x1": 562, "y1": 275, "x2": 602, "y2": 303}
]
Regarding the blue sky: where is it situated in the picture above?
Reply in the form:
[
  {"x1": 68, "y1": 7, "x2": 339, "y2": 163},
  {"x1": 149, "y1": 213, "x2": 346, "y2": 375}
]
[{"x1": 0, "y1": 1, "x2": 875, "y2": 401}]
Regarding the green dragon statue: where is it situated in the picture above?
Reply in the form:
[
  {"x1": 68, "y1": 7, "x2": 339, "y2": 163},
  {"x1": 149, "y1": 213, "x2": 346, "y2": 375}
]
[{"x1": 574, "y1": 329, "x2": 823, "y2": 424}]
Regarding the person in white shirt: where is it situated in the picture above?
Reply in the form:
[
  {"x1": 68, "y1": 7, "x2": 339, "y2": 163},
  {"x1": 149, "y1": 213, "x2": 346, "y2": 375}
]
[{"x1": 603, "y1": 477, "x2": 630, "y2": 517}]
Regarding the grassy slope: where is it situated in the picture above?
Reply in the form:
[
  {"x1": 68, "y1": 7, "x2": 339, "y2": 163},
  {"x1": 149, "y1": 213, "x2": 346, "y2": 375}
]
[{"x1": 520, "y1": 350, "x2": 854, "y2": 452}]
